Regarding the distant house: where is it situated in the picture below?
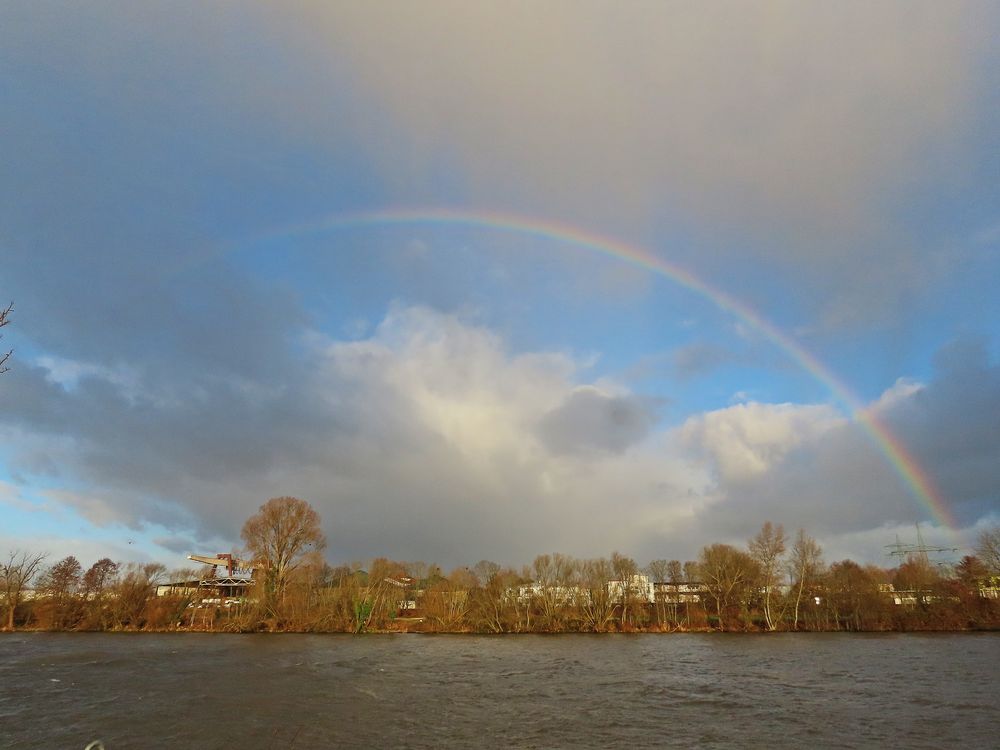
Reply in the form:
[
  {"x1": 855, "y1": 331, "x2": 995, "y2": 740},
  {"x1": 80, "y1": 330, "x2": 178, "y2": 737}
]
[
  {"x1": 652, "y1": 580, "x2": 706, "y2": 604},
  {"x1": 609, "y1": 574, "x2": 655, "y2": 604},
  {"x1": 977, "y1": 576, "x2": 1000, "y2": 600},
  {"x1": 515, "y1": 574, "x2": 665, "y2": 605},
  {"x1": 155, "y1": 581, "x2": 201, "y2": 598},
  {"x1": 515, "y1": 582, "x2": 583, "y2": 604}
]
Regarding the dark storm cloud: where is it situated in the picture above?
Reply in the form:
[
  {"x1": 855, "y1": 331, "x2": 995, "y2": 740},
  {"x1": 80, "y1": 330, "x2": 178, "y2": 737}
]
[
  {"x1": 536, "y1": 388, "x2": 659, "y2": 456},
  {"x1": 296, "y1": 3, "x2": 998, "y2": 326},
  {"x1": 686, "y1": 339, "x2": 1000, "y2": 543},
  {"x1": 0, "y1": 1, "x2": 368, "y2": 379},
  {"x1": 0, "y1": 2, "x2": 372, "y2": 544},
  {"x1": 6, "y1": 2, "x2": 997, "y2": 333},
  {"x1": 152, "y1": 536, "x2": 198, "y2": 556}
]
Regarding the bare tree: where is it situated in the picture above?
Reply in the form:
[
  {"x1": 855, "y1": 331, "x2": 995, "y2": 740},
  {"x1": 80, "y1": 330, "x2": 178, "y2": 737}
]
[
  {"x1": 749, "y1": 521, "x2": 787, "y2": 631},
  {"x1": 823, "y1": 560, "x2": 887, "y2": 631},
  {"x1": 350, "y1": 557, "x2": 406, "y2": 632},
  {"x1": 241, "y1": 496, "x2": 326, "y2": 613},
  {"x1": 108, "y1": 562, "x2": 166, "y2": 629},
  {"x1": 579, "y1": 557, "x2": 616, "y2": 632},
  {"x1": 666, "y1": 560, "x2": 683, "y2": 582},
  {"x1": 469, "y1": 560, "x2": 518, "y2": 633},
  {"x1": 683, "y1": 560, "x2": 699, "y2": 582},
  {"x1": 788, "y1": 529, "x2": 824, "y2": 630},
  {"x1": 646, "y1": 559, "x2": 670, "y2": 627},
  {"x1": 532, "y1": 553, "x2": 577, "y2": 630},
  {"x1": 666, "y1": 559, "x2": 684, "y2": 625},
  {"x1": 698, "y1": 543, "x2": 758, "y2": 630},
  {"x1": 83, "y1": 558, "x2": 118, "y2": 595},
  {"x1": 892, "y1": 554, "x2": 942, "y2": 607},
  {"x1": 1, "y1": 549, "x2": 47, "y2": 630},
  {"x1": 423, "y1": 568, "x2": 473, "y2": 631},
  {"x1": 610, "y1": 551, "x2": 645, "y2": 629},
  {"x1": 79, "y1": 557, "x2": 119, "y2": 628},
  {"x1": 38, "y1": 555, "x2": 83, "y2": 629},
  {"x1": 976, "y1": 526, "x2": 1000, "y2": 574},
  {"x1": 0, "y1": 302, "x2": 12, "y2": 374}
]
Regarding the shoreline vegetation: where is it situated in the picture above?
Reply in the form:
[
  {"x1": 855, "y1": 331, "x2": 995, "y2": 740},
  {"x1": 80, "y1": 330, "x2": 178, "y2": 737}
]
[{"x1": 4, "y1": 498, "x2": 999, "y2": 635}]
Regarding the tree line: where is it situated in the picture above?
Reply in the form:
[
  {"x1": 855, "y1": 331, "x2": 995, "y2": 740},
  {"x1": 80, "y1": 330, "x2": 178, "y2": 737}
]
[{"x1": 3, "y1": 497, "x2": 999, "y2": 633}]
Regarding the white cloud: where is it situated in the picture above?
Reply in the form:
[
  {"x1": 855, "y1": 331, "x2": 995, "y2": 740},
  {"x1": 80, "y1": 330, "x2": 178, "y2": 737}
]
[
  {"x1": 681, "y1": 401, "x2": 844, "y2": 482},
  {"x1": 281, "y1": 306, "x2": 712, "y2": 561},
  {"x1": 867, "y1": 378, "x2": 925, "y2": 413},
  {"x1": 35, "y1": 355, "x2": 137, "y2": 394}
]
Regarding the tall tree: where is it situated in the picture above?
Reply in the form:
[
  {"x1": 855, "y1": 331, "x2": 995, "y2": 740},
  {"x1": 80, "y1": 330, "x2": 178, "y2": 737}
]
[
  {"x1": 1, "y1": 549, "x2": 47, "y2": 630},
  {"x1": 646, "y1": 559, "x2": 671, "y2": 627},
  {"x1": 698, "y1": 543, "x2": 758, "y2": 630},
  {"x1": 611, "y1": 551, "x2": 642, "y2": 629},
  {"x1": 489, "y1": 565, "x2": 521, "y2": 632},
  {"x1": 892, "y1": 554, "x2": 941, "y2": 607},
  {"x1": 976, "y1": 527, "x2": 1000, "y2": 574},
  {"x1": 824, "y1": 560, "x2": 886, "y2": 631},
  {"x1": 788, "y1": 529, "x2": 823, "y2": 630},
  {"x1": 666, "y1": 560, "x2": 684, "y2": 625},
  {"x1": 38, "y1": 555, "x2": 83, "y2": 629},
  {"x1": 423, "y1": 568, "x2": 473, "y2": 632},
  {"x1": 683, "y1": 560, "x2": 699, "y2": 582},
  {"x1": 532, "y1": 553, "x2": 577, "y2": 630},
  {"x1": 108, "y1": 562, "x2": 165, "y2": 629},
  {"x1": 749, "y1": 521, "x2": 787, "y2": 631},
  {"x1": 81, "y1": 558, "x2": 118, "y2": 628},
  {"x1": 241, "y1": 496, "x2": 326, "y2": 612},
  {"x1": 351, "y1": 557, "x2": 404, "y2": 632},
  {"x1": 469, "y1": 560, "x2": 512, "y2": 633},
  {"x1": 955, "y1": 555, "x2": 989, "y2": 589},
  {"x1": 579, "y1": 557, "x2": 616, "y2": 632},
  {"x1": 83, "y1": 558, "x2": 118, "y2": 597}
]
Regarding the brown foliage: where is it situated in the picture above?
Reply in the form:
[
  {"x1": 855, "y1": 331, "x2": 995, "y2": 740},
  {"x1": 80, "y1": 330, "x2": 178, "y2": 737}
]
[
  {"x1": 10, "y1": 515, "x2": 1000, "y2": 634},
  {"x1": 36, "y1": 556, "x2": 83, "y2": 629},
  {"x1": 241, "y1": 496, "x2": 326, "y2": 615},
  {"x1": 824, "y1": 560, "x2": 889, "y2": 631},
  {"x1": 698, "y1": 543, "x2": 759, "y2": 630},
  {"x1": 1, "y1": 549, "x2": 47, "y2": 630}
]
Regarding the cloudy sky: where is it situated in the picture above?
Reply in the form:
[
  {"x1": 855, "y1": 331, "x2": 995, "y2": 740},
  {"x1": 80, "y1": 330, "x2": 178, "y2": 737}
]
[{"x1": 2, "y1": 2, "x2": 998, "y2": 570}]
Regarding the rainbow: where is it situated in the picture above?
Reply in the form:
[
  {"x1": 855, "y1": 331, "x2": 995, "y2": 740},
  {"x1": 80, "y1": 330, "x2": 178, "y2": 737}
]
[{"x1": 208, "y1": 207, "x2": 957, "y2": 530}]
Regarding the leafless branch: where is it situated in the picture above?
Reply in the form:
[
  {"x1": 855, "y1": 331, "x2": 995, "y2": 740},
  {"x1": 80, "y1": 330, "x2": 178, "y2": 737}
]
[{"x1": 0, "y1": 302, "x2": 11, "y2": 374}]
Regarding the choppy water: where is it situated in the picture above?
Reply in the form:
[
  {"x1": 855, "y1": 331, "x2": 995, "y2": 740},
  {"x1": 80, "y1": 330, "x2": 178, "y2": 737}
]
[{"x1": 1, "y1": 632, "x2": 997, "y2": 749}]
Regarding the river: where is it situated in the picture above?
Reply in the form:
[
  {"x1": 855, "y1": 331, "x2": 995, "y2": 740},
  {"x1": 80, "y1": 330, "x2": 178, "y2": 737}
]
[{"x1": 1, "y1": 632, "x2": 997, "y2": 749}]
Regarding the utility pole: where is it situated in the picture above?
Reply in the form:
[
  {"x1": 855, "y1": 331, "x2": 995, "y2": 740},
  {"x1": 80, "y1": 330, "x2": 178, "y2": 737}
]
[{"x1": 885, "y1": 523, "x2": 958, "y2": 565}]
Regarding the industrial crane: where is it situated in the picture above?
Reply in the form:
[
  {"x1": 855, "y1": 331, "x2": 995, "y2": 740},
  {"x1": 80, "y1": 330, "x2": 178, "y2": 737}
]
[
  {"x1": 187, "y1": 553, "x2": 257, "y2": 596},
  {"x1": 187, "y1": 553, "x2": 255, "y2": 578}
]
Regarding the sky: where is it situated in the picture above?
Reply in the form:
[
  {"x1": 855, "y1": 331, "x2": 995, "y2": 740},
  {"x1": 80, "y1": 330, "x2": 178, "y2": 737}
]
[{"x1": 2, "y1": 2, "x2": 999, "y2": 571}]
